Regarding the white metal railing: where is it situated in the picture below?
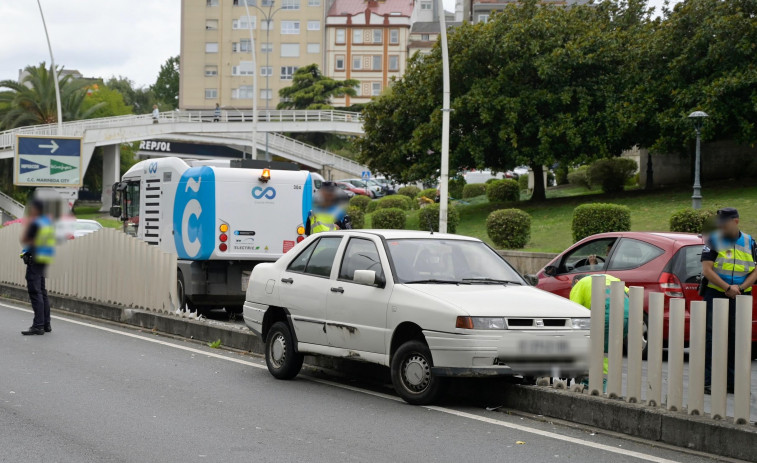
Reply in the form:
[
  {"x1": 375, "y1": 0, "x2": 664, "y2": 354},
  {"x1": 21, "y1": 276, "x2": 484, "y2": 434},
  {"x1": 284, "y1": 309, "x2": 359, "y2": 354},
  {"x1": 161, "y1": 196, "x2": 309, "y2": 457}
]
[
  {"x1": 0, "y1": 190, "x2": 24, "y2": 219},
  {"x1": 265, "y1": 132, "x2": 364, "y2": 175},
  {"x1": 0, "y1": 224, "x2": 177, "y2": 313}
]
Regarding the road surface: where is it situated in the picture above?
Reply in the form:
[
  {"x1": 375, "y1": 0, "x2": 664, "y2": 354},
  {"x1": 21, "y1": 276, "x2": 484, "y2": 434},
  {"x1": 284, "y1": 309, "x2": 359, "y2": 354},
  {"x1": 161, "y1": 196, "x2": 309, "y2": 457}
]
[{"x1": 0, "y1": 300, "x2": 724, "y2": 463}]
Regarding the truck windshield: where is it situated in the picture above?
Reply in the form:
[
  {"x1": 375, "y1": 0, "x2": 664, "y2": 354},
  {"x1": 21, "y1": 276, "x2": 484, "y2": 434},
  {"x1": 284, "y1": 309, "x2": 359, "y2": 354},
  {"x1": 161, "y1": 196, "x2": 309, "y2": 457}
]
[{"x1": 385, "y1": 238, "x2": 524, "y2": 284}]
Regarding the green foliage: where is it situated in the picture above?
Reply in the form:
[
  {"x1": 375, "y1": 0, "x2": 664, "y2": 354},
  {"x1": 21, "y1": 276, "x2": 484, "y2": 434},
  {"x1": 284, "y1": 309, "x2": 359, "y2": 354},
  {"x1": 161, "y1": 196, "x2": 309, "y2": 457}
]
[
  {"x1": 486, "y1": 209, "x2": 532, "y2": 249},
  {"x1": 485, "y1": 178, "x2": 500, "y2": 184},
  {"x1": 349, "y1": 194, "x2": 371, "y2": 212},
  {"x1": 669, "y1": 208, "x2": 716, "y2": 234},
  {"x1": 448, "y1": 176, "x2": 466, "y2": 199},
  {"x1": 571, "y1": 203, "x2": 631, "y2": 241},
  {"x1": 567, "y1": 166, "x2": 592, "y2": 189},
  {"x1": 208, "y1": 339, "x2": 222, "y2": 349},
  {"x1": 555, "y1": 164, "x2": 570, "y2": 185},
  {"x1": 366, "y1": 199, "x2": 378, "y2": 213},
  {"x1": 104, "y1": 76, "x2": 155, "y2": 114},
  {"x1": 462, "y1": 183, "x2": 487, "y2": 198},
  {"x1": 417, "y1": 188, "x2": 438, "y2": 201},
  {"x1": 587, "y1": 158, "x2": 638, "y2": 193},
  {"x1": 486, "y1": 179, "x2": 520, "y2": 203},
  {"x1": 417, "y1": 203, "x2": 460, "y2": 233},
  {"x1": 397, "y1": 185, "x2": 421, "y2": 198},
  {"x1": 83, "y1": 85, "x2": 132, "y2": 119},
  {"x1": 371, "y1": 207, "x2": 407, "y2": 229},
  {"x1": 517, "y1": 175, "x2": 529, "y2": 191},
  {"x1": 374, "y1": 195, "x2": 412, "y2": 211},
  {"x1": 278, "y1": 64, "x2": 358, "y2": 110},
  {"x1": 347, "y1": 206, "x2": 365, "y2": 229},
  {"x1": 151, "y1": 56, "x2": 179, "y2": 109}
]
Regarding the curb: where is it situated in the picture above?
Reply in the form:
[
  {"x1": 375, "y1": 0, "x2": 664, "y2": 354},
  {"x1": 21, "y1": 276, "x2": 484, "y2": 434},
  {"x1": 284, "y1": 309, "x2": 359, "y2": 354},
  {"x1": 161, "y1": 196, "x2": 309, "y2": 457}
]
[{"x1": 2, "y1": 283, "x2": 755, "y2": 461}]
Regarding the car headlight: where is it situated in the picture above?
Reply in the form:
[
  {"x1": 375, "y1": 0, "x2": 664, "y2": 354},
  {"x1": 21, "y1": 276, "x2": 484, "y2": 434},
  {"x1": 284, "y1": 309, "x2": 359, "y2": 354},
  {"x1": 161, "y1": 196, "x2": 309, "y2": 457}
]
[
  {"x1": 456, "y1": 316, "x2": 506, "y2": 330},
  {"x1": 571, "y1": 318, "x2": 591, "y2": 330}
]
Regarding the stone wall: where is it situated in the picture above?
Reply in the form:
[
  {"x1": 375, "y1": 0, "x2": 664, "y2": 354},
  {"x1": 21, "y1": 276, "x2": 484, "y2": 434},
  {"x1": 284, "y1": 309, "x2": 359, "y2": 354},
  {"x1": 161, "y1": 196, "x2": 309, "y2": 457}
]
[{"x1": 497, "y1": 250, "x2": 558, "y2": 275}]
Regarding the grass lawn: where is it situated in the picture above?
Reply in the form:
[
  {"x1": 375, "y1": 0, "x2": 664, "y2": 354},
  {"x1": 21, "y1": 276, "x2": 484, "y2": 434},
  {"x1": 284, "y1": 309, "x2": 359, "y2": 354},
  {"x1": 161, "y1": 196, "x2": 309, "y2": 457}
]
[{"x1": 73, "y1": 205, "x2": 122, "y2": 229}]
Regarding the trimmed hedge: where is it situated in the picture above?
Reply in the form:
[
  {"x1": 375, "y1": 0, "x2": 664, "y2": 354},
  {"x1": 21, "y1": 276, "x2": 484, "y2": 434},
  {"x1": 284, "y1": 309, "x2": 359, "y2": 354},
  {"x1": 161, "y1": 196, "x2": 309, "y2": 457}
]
[
  {"x1": 571, "y1": 203, "x2": 631, "y2": 242},
  {"x1": 371, "y1": 207, "x2": 406, "y2": 229},
  {"x1": 486, "y1": 179, "x2": 520, "y2": 202},
  {"x1": 518, "y1": 174, "x2": 528, "y2": 191},
  {"x1": 373, "y1": 195, "x2": 412, "y2": 211},
  {"x1": 349, "y1": 194, "x2": 371, "y2": 212},
  {"x1": 485, "y1": 178, "x2": 500, "y2": 184},
  {"x1": 417, "y1": 203, "x2": 460, "y2": 233},
  {"x1": 417, "y1": 188, "x2": 438, "y2": 201},
  {"x1": 567, "y1": 165, "x2": 591, "y2": 189},
  {"x1": 669, "y1": 208, "x2": 716, "y2": 234},
  {"x1": 587, "y1": 158, "x2": 637, "y2": 193},
  {"x1": 462, "y1": 183, "x2": 487, "y2": 198},
  {"x1": 486, "y1": 209, "x2": 531, "y2": 249},
  {"x1": 346, "y1": 206, "x2": 365, "y2": 229},
  {"x1": 449, "y1": 177, "x2": 466, "y2": 199},
  {"x1": 397, "y1": 185, "x2": 420, "y2": 199}
]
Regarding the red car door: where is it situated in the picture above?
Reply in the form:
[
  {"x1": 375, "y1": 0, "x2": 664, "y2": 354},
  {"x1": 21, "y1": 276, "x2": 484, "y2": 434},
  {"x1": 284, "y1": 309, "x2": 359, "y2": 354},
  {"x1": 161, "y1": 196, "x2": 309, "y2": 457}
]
[{"x1": 537, "y1": 237, "x2": 620, "y2": 298}]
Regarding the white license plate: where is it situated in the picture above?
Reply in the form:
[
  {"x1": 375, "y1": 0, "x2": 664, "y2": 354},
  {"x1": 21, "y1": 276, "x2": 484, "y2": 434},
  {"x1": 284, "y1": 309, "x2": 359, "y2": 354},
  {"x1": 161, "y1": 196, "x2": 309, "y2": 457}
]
[
  {"x1": 241, "y1": 271, "x2": 251, "y2": 291},
  {"x1": 518, "y1": 339, "x2": 570, "y2": 356}
]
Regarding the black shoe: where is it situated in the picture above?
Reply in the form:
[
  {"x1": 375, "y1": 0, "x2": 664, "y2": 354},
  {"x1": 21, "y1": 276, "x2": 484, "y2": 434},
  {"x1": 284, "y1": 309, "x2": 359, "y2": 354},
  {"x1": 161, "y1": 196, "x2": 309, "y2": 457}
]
[
  {"x1": 44, "y1": 325, "x2": 52, "y2": 333},
  {"x1": 21, "y1": 327, "x2": 45, "y2": 336}
]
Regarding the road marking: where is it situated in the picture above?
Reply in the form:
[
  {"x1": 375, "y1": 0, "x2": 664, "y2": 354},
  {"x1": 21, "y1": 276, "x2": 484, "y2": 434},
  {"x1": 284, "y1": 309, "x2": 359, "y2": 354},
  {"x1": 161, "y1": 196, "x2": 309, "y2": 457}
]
[{"x1": 1, "y1": 301, "x2": 682, "y2": 463}]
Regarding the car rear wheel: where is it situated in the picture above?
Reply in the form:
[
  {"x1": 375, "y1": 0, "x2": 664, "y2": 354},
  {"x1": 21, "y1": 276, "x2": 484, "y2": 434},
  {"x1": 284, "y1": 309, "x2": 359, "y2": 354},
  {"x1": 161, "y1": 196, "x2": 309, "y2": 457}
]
[
  {"x1": 265, "y1": 322, "x2": 303, "y2": 380},
  {"x1": 391, "y1": 340, "x2": 444, "y2": 405}
]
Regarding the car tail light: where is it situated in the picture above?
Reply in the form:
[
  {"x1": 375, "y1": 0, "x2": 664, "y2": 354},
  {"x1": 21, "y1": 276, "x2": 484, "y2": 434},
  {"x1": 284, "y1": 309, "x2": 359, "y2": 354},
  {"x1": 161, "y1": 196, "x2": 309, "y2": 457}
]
[
  {"x1": 219, "y1": 233, "x2": 228, "y2": 242},
  {"x1": 659, "y1": 272, "x2": 684, "y2": 298},
  {"x1": 219, "y1": 243, "x2": 228, "y2": 252},
  {"x1": 296, "y1": 236, "x2": 305, "y2": 243}
]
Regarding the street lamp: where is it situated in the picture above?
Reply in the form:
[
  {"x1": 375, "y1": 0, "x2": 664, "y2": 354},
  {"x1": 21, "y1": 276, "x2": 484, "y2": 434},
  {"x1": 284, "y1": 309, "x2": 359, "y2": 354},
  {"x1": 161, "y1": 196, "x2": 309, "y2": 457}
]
[
  {"x1": 36, "y1": 0, "x2": 62, "y2": 135},
  {"x1": 437, "y1": 0, "x2": 451, "y2": 233},
  {"x1": 688, "y1": 110, "x2": 708, "y2": 210}
]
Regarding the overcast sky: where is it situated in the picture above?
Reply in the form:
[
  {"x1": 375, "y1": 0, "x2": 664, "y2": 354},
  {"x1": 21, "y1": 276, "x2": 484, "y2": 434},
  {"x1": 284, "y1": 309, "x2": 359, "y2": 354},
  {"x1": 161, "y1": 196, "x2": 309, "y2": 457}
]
[{"x1": 0, "y1": 0, "x2": 677, "y2": 88}]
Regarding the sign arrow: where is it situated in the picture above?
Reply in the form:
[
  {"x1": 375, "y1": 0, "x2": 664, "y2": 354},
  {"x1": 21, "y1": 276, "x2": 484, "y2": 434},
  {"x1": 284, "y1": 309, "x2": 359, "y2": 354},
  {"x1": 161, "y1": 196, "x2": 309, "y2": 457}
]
[{"x1": 39, "y1": 140, "x2": 59, "y2": 153}]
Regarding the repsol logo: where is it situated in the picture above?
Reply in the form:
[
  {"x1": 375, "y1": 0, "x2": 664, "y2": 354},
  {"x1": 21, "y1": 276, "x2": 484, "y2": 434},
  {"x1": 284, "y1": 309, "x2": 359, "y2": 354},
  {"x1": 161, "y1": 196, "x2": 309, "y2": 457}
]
[
  {"x1": 252, "y1": 186, "x2": 276, "y2": 200},
  {"x1": 139, "y1": 140, "x2": 172, "y2": 152}
]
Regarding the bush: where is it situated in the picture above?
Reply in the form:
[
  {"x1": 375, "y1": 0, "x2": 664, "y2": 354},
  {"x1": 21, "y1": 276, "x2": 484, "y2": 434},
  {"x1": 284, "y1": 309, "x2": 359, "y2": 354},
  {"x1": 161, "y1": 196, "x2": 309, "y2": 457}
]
[
  {"x1": 371, "y1": 207, "x2": 406, "y2": 229},
  {"x1": 587, "y1": 157, "x2": 638, "y2": 193},
  {"x1": 518, "y1": 174, "x2": 529, "y2": 191},
  {"x1": 397, "y1": 185, "x2": 420, "y2": 199},
  {"x1": 571, "y1": 203, "x2": 631, "y2": 241},
  {"x1": 555, "y1": 164, "x2": 570, "y2": 185},
  {"x1": 486, "y1": 179, "x2": 520, "y2": 202},
  {"x1": 349, "y1": 195, "x2": 371, "y2": 212},
  {"x1": 462, "y1": 183, "x2": 487, "y2": 198},
  {"x1": 417, "y1": 188, "x2": 438, "y2": 201},
  {"x1": 485, "y1": 178, "x2": 499, "y2": 184},
  {"x1": 449, "y1": 176, "x2": 466, "y2": 199},
  {"x1": 374, "y1": 195, "x2": 412, "y2": 211},
  {"x1": 567, "y1": 165, "x2": 591, "y2": 189},
  {"x1": 346, "y1": 206, "x2": 365, "y2": 229},
  {"x1": 669, "y1": 208, "x2": 716, "y2": 234},
  {"x1": 417, "y1": 203, "x2": 460, "y2": 233},
  {"x1": 486, "y1": 209, "x2": 531, "y2": 249}
]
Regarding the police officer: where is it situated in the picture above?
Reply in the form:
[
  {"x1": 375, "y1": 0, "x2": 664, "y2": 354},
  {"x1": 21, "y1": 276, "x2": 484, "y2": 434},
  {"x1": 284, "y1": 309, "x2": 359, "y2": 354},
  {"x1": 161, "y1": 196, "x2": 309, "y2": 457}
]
[
  {"x1": 305, "y1": 182, "x2": 351, "y2": 235},
  {"x1": 701, "y1": 207, "x2": 757, "y2": 393},
  {"x1": 20, "y1": 200, "x2": 55, "y2": 336}
]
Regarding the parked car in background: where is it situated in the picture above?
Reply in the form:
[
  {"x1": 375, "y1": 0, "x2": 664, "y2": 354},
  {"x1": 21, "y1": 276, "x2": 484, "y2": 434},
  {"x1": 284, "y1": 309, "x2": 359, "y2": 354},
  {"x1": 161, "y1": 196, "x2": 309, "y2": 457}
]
[
  {"x1": 372, "y1": 177, "x2": 396, "y2": 195},
  {"x1": 334, "y1": 182, "x2": 356, "y2": 198},
  {"x1": 340, "y1": 179, "x2": 377, "y2": 198},
  {"x1": 336, "y1": 181, "x2": 371, "y2": 198},
  {"x1": 56, "y1": 218, "x2": 104, "y2": 240}
]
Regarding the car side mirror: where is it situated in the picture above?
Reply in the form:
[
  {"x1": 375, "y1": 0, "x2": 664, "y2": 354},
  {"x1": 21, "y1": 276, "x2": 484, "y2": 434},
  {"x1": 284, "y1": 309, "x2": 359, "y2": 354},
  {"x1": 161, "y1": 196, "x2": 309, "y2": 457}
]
[
  {"x1": 544, "y1": 265, "x2": 558, "y2": 277},
  {"x1": 354, "y1": 269, "x2": 381, "y2": 287},
  {"x1": 524, "y1": 274, "x2": 538, "y2": 286}
]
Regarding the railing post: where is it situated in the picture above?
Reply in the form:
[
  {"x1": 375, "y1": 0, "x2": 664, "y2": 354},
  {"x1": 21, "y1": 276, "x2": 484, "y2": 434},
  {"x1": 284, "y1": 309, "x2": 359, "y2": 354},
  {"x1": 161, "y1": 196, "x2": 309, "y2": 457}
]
[
  {"x1": 588, "y1": 274, "x2": 606, "y2": 396},
  {"x1": 711, "y1": 297, "x2": 729, "y2": 419},
  {"x1": 733, "y1": 294, "x2": 752, "y2": 424},
  {"x1": 647, "y1": 292, "x2": 664, "y2": 407},
  {"x1": 607, "y1": 280, "x2": 625, "y2": 398},
  {"x1": 688, "y1": 300, "x2": 706, "y2": 415},
  {"x1": 666, "y1": 297, "x2": 685, "y2": 411},
  {"x1": 626, "y1": 286, "x2": 644, "y2": 403}
]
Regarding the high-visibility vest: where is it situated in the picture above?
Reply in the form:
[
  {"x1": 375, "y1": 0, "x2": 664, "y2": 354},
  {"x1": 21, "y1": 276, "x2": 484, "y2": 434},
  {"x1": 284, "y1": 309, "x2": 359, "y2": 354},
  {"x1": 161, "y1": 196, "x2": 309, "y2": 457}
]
[
  {"x1": 309, "y1": 212, "x2": 337, "y2": 234},
  {"x1": 707, "y1": 231, "x2": 755, "y2": 292},
  {"x1": 33, "y1": 216, "x2": 56, "y2": 264}
]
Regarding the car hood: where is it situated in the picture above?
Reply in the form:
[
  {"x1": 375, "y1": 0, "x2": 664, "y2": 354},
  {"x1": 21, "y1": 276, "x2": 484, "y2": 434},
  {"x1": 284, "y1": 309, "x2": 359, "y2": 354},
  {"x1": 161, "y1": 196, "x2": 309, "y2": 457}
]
[{"x1": 403, "y1": 283, "x2": 589, "y2": 318}]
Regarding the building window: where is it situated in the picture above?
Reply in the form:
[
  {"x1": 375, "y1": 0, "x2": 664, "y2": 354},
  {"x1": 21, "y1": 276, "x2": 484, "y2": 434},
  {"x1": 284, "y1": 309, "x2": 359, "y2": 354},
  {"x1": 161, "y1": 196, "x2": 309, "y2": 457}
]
[
  {"x1": 421, "y1": 34, "x2": 430, "y2": 41},
  {"x1": 233, "y1": 0, "x2": 256, "y2": 5},
  {"x1": 307, "y1": 20, "x2": 320, "y2": 31},
  {"x1": 260, "y1": 66, "x2": 273, "y2": 76},
  {"x1": 335, "y1": 29, "x2": 346, "y2": 44},
  {"x1": 353, "y1": 29, "x2": 363, "y2": 44},
  {"x1": 207, "y1": 0, "x2": 219, "y2": 6},
  {"x1": 307, "y1": 43, "x2": 320, "y2": 54},
  {"x1": 262, "y1": 0, "x2": 273, "y2": 6},
  {"x1": 390, "y1": 29, "x2": 399, "y2": 44},
  {"x1": 206, "y1": 19, "x2": 218, "y2": 30},
  {"x1": 261, "y1": 42, "x2": 273, "y2": 53},
  {"x1": 205, "y1": 88, "x2": 218, "y2": 99},
  {"x1": 308, "y1": 0, "x2": 321, "y2": 6},
  {"x1": 232, "y1": 61, "x2": 255, "y2": 76},
  {"x1": 373, "y1": 29, "x2": 382, "y2": 44},
  {"x1": 335, "y1": 55, "x2": 345, "y2": 71},
  {"x1": 204, "y1": 65, "x2": 218, "y2": 77},
  {"x1": 478, "y1": 14, "x2": 489, "y2": 23},
  {"x1": 352, "y1": 55, "x2": 362, "y2": 70},
  {"x1": 233, "y1": 39, "x2": 252, "y2": 52},
  {"x1": 420, "y1": 0, "x2": 432, "y2": 9},
  {"x1": 281, "y1": 0, "x2": 300, "y2": 9},
  {"x1": 261, "y1": 19, "x2": 273, "y2": 30},
  {"x1": 372, "y1": 55, "x2": 382, "y2": 71},
  {"x1": 371, "y1": 82, "x2": 381, "y2": 96},
  {"x1": 232, "y1": 85, "x2": 254, "y2": 99},
  {"x1": 280, "y1": 43, "x2": 300, "y2": 57},
  {"x1": 281, "y1": 21, "x2": 300, "y2": 34},
  {"x1": 388, "y1": 55, "x2": 399, "y2": 71},
  {"x1": 232, "y1": 16, "x2": 256, "y2": 29},
  {"x1": 281, "y1": 66, "x2": 298, "y2": 80},
  {"x1": 205, "y1": 42, "x2": 219, "y2": 53},
  {"x1": 261, "y1": 89, "x2": 273, "y2": 100}
]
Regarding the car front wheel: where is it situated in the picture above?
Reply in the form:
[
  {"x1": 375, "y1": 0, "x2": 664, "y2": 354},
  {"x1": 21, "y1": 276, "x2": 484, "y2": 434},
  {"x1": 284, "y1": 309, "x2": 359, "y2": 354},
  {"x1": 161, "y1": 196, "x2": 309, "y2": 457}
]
[
  {"x1": 265, "y1": 322, "x2": 304, "y2": 380},
  {"x1": 391, "y1": 340, "x2": 444, "y2": 405}
]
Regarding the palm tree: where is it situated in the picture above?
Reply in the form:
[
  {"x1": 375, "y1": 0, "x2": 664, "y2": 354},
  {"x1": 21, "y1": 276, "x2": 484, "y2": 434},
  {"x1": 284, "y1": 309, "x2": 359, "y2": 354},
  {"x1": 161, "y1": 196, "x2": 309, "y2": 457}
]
[{"x1": 0, "y1": 62, "x2": 104, "y2": 129}]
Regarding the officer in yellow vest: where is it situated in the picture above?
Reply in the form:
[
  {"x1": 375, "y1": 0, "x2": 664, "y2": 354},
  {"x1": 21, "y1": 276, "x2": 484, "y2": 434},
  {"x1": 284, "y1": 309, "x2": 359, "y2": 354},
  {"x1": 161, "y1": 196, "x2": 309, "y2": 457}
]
[
  {"x1": 305, "y1": 182, "x2": 351, "y2": 235},
  {"x1": 20, "y1": 200, "x2": 55, "y2": 336},
  {"x1": 701, "y1": 208, "x2": 757, "y2": 393}
]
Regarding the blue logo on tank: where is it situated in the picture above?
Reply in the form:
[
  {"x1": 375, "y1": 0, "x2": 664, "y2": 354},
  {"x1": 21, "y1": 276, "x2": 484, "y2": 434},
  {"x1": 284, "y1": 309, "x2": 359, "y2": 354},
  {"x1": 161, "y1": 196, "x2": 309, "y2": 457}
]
[
  {"x1": 173, "y1": 166, "x2": 216, "y2": 260},
  {"x1": 251, "y1": 186, "x2": 276, "y2": 200}
]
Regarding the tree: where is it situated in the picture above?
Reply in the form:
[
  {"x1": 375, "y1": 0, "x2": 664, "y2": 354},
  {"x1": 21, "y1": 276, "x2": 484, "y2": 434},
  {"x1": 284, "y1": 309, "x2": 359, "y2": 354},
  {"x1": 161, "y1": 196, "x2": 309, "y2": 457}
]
[
  {"x1": 277, "y1": 64, "x2": 358, "y2": 110},
  {"x1": 152, "y1": 56, "x2": 180, "y2": 109},
  {"x1": 82, "y1": 84, "x2": 132, "y2": 119},
  {"x1": 105, "y1": 76, "x2": 155, "y2": 114}
]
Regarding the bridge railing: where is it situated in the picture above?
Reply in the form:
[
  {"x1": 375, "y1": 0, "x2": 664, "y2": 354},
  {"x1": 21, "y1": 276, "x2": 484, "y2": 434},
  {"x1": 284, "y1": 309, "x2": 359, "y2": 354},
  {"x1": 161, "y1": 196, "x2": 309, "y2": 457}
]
[
  {"x1": 0, "y1": 190, "x2": 25, "y2": 219},
  {"x1": 265, "y1": 132, "x2": 364, "y2": 175}
]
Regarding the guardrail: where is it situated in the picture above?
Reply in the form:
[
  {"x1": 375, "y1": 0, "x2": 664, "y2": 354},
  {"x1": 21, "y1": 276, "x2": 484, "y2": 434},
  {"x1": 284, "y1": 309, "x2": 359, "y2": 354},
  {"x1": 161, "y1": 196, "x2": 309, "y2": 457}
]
[
  {"x1": 265, "y1": 132, "x2": 364, "y2": 175},
  {"x1": 0, "y1": 190, "x2": 24, "y2": 219}
]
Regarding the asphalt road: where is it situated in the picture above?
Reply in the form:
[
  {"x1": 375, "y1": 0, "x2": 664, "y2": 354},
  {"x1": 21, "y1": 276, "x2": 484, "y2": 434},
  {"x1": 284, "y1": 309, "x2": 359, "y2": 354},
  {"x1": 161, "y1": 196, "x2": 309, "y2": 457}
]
[{"x1": 0, "y1": 300, "x2": 726, "y2": 463}]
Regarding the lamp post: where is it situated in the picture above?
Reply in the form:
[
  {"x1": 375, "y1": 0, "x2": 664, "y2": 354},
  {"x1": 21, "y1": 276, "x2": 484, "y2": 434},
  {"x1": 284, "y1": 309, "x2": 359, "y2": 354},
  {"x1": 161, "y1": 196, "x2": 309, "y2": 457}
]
[
  {"x1": 242, "y1": 1, "x2": 261, "y2": 160},
  {"x1": 36, "y1": 0, "x2": 62, "y2": 135},
  {"x1": 437, "y1": 0, "x2": 451, "y2": 233},
  {"x1": 688, "y1": 111, "x2": 708, "y2": 210}
]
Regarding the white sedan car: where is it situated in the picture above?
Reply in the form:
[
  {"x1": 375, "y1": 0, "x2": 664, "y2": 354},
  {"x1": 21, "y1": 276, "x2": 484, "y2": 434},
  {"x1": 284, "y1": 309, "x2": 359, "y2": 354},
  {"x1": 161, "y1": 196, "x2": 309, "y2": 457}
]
[{"x1": 243, "y1": 230, "x2": 590, "y2": 404}]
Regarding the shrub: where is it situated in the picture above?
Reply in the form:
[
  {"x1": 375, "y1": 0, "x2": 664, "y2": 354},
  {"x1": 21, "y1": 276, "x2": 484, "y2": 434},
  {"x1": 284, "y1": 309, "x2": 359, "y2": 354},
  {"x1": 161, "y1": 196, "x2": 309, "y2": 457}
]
[
  {"x1": 417, "y1": 203, "x2": 460, "y2": 233},
  {"x1": 587, "y1": 157, "x2": 638, "y2": 193},
  {"x1": 349, "y1": 195, "x2": 371, "y2": 212},
  {"x1": 571, "y1": 203, "x2": 631, "y2": 241},
  {"x1": 346, "y1": 206, "x2": 365, "y2": 229},
  {"x1": 485, "y1": 178, "x2": 499, "y2": 184},
  {"x1": 555, "y1": 164, "x2": 570, "y2": 185},
  {"x1": 371, "y1": 207, "x2": 406, "y2": 229},
  {"x1": 567, "y1": 165, "x2": 591, "y2": 189},
  {"x1": 397, "y1": 185, "x2": 420, "y2": 199},
  {"x1": 669, "y1": 208, "x2": 716, "y2": 234},
  {"x1": 518, "y1": 174, "x2": 529, "y2": 191},
  {"x1": 462, "y1": 183, "x2": 487, "y2": 198},
  {"x1": 449, "y1": 176, "x2": 466, "y2": 199},
  {"x1": 417, "y1": 188, "x2": 438, "y2": 201},
  {"x1": 486, "y1": 209, "x2": 531, "y2": 249},
  {"x1": 486, "y1": 179, "x2": 520, "y2": 202},
  {"x1": 374, "y1": 195, "x2": 412, "y2": 211}
]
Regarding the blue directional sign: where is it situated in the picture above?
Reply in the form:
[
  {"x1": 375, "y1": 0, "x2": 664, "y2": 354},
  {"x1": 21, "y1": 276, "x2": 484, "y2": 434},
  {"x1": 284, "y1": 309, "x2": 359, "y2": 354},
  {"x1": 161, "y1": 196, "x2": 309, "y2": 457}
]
[
  {"x1": 361, "y1": 170, "x2": 371, "y2": 180},
  {"x1": 15, "y1": 135, "x2": 83, "y2": 187}
]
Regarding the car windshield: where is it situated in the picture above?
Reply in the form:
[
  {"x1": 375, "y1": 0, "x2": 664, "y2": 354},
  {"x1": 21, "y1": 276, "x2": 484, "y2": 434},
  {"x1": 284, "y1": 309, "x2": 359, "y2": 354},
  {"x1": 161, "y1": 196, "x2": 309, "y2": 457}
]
[
  {"x1": 385, "y1": 238, "x2": 523, "y2": 284},
  {"x1": 74, "y1": 221, "x2": 102, "y2": 231}
]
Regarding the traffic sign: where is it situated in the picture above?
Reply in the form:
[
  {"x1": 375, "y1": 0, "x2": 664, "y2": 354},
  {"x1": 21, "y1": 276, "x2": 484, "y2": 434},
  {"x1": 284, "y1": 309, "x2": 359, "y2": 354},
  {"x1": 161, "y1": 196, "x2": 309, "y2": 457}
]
[{"x1": 14, "y1": 135, "x2": 83, "y2": 187}]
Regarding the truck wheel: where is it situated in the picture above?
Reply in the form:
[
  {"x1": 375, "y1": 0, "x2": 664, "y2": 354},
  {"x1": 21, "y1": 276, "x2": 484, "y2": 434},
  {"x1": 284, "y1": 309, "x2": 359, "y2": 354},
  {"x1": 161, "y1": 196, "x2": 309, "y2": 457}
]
[
  {"x1": 391, "y1": 340, "x2": 444, "y2": 405},
  {"x1": 177, "y1": 271, "x2": 195, "y2": 313},
  {"x1": 265, "y1": 322, "x2": 303, "y2": 380}
]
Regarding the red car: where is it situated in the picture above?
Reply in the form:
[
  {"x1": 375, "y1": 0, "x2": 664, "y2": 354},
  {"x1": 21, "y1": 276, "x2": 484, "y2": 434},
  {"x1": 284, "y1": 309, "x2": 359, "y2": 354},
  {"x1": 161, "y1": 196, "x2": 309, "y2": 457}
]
[
  {"x1": 533, "y1": 232, "x2": 757, "y2": 354},
  {"x1": 336, "y1": 181, "x2": 371, "y2": 197}
]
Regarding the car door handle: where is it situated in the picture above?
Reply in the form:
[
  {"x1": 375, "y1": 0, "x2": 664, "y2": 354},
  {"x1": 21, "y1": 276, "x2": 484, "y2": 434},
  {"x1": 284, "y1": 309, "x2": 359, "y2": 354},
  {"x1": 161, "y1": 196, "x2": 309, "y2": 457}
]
[
  {"x1": 281, "y1": 278, "x2": 294, "y2": 284},
  {"x1": 330, "y1": 287, "x2": 344, "y2": 293}
]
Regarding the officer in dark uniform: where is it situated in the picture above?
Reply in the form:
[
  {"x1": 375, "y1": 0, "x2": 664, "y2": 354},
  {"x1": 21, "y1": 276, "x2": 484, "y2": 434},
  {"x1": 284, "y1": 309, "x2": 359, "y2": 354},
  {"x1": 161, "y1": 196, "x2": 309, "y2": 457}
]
[
  {"x1": 700, "y1": 207, "x2": 757, "y2": 393},
  {"x1": 20, "y1": 200, "x2": 55, "y2": 336}
]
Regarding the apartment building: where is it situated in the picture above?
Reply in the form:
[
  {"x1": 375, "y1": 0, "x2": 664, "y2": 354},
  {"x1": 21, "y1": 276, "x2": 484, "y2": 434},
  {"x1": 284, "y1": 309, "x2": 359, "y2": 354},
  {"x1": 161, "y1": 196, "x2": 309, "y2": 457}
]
[
  {"x1": 407, "y1": 0, "x2": 459, "y2": 57},
  {"x1": 180, "y1": 0, "x2": 328, "y2": 110},
  {"x1": 463, "y1": 0, "x2": 590, "y2": 24},
  {"x1": 324, "y1": 0, "x2": 414, "y2": 106}
]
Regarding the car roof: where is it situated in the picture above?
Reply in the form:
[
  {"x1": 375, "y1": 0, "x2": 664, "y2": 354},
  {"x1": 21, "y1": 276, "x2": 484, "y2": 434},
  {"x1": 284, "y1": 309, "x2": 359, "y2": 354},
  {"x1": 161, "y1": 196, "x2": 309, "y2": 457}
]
[
  {"x1": 584, "y1": 231, "x2": 703, "y2": 247},
  {"x1": 318, "y1": 229, "x2": 481, "y2": 241}
]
